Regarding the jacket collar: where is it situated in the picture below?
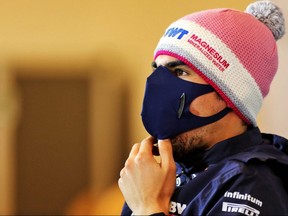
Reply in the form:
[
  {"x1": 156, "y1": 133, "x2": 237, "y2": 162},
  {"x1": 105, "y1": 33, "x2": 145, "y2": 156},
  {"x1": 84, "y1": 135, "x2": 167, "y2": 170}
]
[{"x1": 178, "y1": 127, "x2": 288, "y2": 173}]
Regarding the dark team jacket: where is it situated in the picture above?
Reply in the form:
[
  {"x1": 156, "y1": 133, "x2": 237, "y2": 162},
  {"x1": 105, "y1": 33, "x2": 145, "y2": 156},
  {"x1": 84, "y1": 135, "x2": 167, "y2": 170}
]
[{"x1": 121, "y1": 127, "x2": 288, "y2": 215}]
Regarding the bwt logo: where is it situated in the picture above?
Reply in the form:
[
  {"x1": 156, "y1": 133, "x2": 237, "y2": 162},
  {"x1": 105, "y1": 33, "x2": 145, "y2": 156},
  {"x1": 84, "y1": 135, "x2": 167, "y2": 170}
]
[{"x1": 164, "y1": 27, "x2": 189, "y2": 39}]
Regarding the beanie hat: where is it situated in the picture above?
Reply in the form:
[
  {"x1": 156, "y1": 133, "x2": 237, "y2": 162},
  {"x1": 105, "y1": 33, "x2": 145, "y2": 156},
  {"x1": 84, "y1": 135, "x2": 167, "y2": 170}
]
[{"x1": 154, "y1": 1, "x2": 285, "y2": 126}]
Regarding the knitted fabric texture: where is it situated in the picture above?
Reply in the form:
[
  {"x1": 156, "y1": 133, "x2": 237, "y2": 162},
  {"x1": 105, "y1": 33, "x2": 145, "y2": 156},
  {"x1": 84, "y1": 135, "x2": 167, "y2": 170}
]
[{"x1": 154, "y1": 8, "x2": 279, "y2": 126}]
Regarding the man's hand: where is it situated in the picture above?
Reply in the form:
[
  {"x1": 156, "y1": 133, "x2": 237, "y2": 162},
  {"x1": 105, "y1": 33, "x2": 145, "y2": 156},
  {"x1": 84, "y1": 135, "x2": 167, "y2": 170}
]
[{"x1": 118, "y1": 136, "x2": 176, "y2": 215}]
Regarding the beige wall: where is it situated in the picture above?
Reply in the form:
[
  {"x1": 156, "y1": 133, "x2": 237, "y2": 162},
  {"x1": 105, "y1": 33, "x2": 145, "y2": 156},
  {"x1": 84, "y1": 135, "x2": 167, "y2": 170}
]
[
  {"x1": 258, "y1": 0, "x2": 288, "y2": 137},
  {"x1": 5, "y1": 0, "x2": 288, "y2": 214},
  {"x1": 0, "y1": 0, "x2": 254, "y2": 148},
  {"x1": 0, "y1": 0, "x2": 253, "y2": 136}
]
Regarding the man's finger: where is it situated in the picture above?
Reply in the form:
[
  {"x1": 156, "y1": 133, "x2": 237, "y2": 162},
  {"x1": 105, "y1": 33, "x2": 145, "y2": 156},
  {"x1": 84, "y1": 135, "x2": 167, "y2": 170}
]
[
  {"x1": 129, "y1": 143, "x2": 140, "y2": 158},
  {"x1": 138, "y1": 136, "x2": 156, "y2": 155},
  {"x1": 158, "y1": 139, "x2": 174, "y2": 168}
]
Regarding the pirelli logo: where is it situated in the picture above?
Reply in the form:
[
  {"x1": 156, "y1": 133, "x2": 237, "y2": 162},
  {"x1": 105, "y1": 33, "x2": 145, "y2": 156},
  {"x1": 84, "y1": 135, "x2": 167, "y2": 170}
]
[{"x1": 222, "y1": 202, "x2": 260, "y2": 216}]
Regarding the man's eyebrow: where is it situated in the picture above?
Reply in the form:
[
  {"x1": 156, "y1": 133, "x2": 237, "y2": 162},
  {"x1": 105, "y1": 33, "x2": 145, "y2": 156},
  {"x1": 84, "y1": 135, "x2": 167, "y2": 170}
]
[
  {"x1": 165, "y1": 60, "x2": 186, "y2": 68},
  {"x1": 151, "y1": 60, "x2": 186, "y2": 69}
]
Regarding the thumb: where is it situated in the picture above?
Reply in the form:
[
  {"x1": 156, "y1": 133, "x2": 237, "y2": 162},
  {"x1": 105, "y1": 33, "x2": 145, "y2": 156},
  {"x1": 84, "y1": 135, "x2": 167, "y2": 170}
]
[{"x1": 158, "y1": 139, "x2": 175, "y2": 168}]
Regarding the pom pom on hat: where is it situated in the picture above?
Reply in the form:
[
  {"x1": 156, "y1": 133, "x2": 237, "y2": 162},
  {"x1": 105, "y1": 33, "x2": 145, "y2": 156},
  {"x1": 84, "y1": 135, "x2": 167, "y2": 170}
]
[
  {"x1": 154, "y1": 0, "x2": 285, "y2": 126},
  {"x1": 245, "y1": 0, "x2": 285, "y2": 41}
]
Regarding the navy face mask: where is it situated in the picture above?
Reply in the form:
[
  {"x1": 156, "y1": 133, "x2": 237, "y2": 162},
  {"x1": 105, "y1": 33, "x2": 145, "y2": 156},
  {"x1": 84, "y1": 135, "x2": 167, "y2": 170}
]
[{"x1": 141, "y1": 66, "x2": 231, "y2": 139}]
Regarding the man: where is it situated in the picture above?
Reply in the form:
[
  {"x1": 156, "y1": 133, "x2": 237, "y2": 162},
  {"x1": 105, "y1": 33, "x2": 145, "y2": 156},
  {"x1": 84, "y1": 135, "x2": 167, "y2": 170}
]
[{"x1": 118, "y1": 1, "x2": 288, "y2": 215}]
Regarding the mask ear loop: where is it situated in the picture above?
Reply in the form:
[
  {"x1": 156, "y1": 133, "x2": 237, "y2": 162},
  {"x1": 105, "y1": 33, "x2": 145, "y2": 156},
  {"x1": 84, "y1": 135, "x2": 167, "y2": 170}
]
[
  {"x1": 177, "y1": 84, "x2": 232, "y2": 121},
  {"x1": 188, "y1": 95, "x2": 232, "y2": 120},
  {"x1": 185, "y1": 97, "x2": 232, "y2": 122}
]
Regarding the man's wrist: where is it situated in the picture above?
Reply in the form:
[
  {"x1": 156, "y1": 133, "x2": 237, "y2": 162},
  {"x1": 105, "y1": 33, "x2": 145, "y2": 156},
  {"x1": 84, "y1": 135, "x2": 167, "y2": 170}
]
[{"x1": 131, "y1": 202, "x2": 169, "y2": 216}]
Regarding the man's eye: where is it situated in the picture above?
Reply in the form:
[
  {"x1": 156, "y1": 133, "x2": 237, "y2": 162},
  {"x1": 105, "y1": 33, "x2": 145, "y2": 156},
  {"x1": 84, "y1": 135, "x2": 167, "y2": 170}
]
[{"x1": 174, "y1": 69, "x2": 188, "y2": 76}]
